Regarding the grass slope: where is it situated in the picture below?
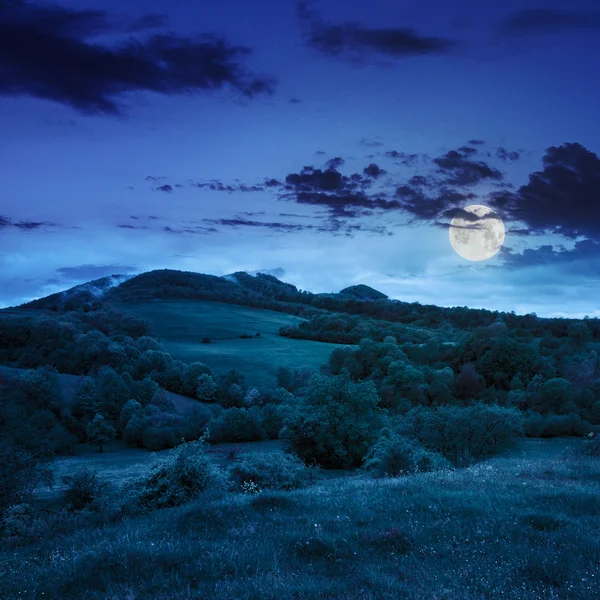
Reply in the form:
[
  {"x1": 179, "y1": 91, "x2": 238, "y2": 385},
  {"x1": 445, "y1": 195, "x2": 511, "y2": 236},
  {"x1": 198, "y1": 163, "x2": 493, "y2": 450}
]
[
  {"x1": 3, "y1": 439, "x2": 598, "y2": 600},
  {"x1": 118, "y1": 299, "x2": 348, "y2": 388}
]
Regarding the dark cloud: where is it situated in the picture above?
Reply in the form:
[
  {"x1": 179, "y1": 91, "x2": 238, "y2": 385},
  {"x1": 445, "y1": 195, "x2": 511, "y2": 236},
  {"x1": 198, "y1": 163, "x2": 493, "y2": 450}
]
[
  {"x1": 163, "y1": 225, "x2": 218, "y2": 235},
  {"x1": 358, "y1": 137, "x2": 385, "y2": 148},
  {"x1": 264, "y1": 178, "x2": 282, "y2": 187},
  {"x1": 326, "y1": 157, "x2": 345, "y2": 169},
  {"x1": 496, "y1": 147, "x2": 521, "y2": 162},
  {"x1": 127, "y1": 14, "x2": 170, "y2": 33},
  {"x1": 363, "y1": 163, "x2": 386, "y2": 178},
  {"x1": 467, "y1": 139, "x2": 486, "y2": 145},
  {"x1": 383, "y1": 150, "x2": 420, "y2": 166},
  {"x1": 56, "y1": 264, "x2": 138, "y2": 279},
  {"x1": 297, "y1": 0, "x2": 458, "y2": 64},
  {"x1": 203, "y1": 218, "x2": 305, "y2": 232},
  {"x1": 433, "y1": 148, "x2": 504, "y2": 186},
  {"x1": 156, "y1": 184, "x2": 174, "y2": 193},
  {"x1": 289, "y1": 98, "x2": 302, "y2": 104},
  {"x1": 0, "y1": 215, "x2": 57, "y2": 231},
  {"x1": 501, "y1": 239, "x2": 600, "y2": 275},
  {"x1": 191, "y1": 179, "x2": 264, "y2": 192},
  {"x1": 118, "y1": 224, "x2": 148, "y2": 230},
  {"x1": 497, "y1": 142, "x2": 600, "y2": 238},
  {"x1": 315, "y1": 150, "x2": 326, "y2": 156},
  {"x1": 395, "y1": 185, "x2": 476, "y2": 222},
  {"x1": 500, "y1": 9, "x2": 600, "y2": 36},
  {"x1": 0, "y1": 1, "x2": 276, "y2": 115}
]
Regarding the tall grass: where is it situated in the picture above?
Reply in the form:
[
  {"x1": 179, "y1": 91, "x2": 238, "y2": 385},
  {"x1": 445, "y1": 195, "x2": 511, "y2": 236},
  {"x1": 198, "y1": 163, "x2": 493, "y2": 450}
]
[{"x1": 2, "y1": 447, "x2": 599, "y2": 599}]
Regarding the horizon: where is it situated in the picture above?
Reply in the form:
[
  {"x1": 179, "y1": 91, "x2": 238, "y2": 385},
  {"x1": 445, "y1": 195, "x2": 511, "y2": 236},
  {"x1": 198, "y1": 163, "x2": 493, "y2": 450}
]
[
  {"x1": 6, "y1": 266, "x2": 599, "y2": 321},
  {"x1": 2, "y1": 0, "x2": 600, "y2": 317}
]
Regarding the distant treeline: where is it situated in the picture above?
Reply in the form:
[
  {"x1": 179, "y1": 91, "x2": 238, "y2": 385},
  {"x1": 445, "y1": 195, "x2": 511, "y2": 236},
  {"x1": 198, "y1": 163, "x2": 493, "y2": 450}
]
[{"x1": 21, "y1": 269, "x2": 600, "y2": 339}]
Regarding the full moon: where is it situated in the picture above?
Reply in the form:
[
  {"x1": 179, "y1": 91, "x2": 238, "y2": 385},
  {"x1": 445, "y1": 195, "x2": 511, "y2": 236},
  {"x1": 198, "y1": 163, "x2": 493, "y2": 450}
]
[{"x1": 449, "y1": 204, "x2": 505, "y2": 261}]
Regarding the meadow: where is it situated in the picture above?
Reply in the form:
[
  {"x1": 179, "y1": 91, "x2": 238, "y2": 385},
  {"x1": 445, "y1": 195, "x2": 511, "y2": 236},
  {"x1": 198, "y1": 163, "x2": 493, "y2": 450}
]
[
  {"x1": 2, "y1": 437, "x2": 598, "y2": 600},
  {"x1": 118, "y1": 299, "x2": 349, "y2": 387}
]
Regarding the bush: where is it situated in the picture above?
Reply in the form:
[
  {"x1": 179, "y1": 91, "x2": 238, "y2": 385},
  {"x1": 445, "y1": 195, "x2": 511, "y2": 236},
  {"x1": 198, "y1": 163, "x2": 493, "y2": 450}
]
[
  {"x1": 62, "y1": 468, "x2": 108, "y2": 511},
  {"x1": 208, "y1": 407, "x2": 266, "y2": 443},
  {"x1": 540, "y1": 413, "x2": 588, "y2": 437},
  {"x1": 581, "y1": 432, "x2": 600, "y2": 456},
  {"x1": 135, "y1": 437, "x2": 222, "y2": 511},
  {"x1": 281, "y1": 372, "x2": 383, "y2": 469},
  {"x1": 523, "y1": 411, "x2": 545, "y2": 437},
  {"x1": 0, "y1": 503, "x2": 39, "y2": 537},
  {"x1": 363, "y1": 430, "x2": 450, "y2": 477},
  {"x1": 401, "y1": 403, "x2": 523, "y2": 465},
  {"x1": 228, "y1": 453, "x2": 310, "y2": 492}
]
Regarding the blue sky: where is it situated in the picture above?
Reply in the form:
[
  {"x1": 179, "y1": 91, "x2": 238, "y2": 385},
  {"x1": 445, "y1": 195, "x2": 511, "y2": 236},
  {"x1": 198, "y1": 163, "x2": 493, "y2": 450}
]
[{"x1": 2, "y1": 0, "x2": 600, "y2": 316}]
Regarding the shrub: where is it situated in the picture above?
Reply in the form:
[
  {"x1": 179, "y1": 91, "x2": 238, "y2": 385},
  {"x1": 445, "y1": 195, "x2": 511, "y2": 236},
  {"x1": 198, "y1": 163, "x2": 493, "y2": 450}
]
[
  {"x1": 280, "y1": 372, "x2": 383, "y2": 469},
  {"x1": 62, "y1": 468, "x2": 108, "y2": 511},
  {"x1": 401, "y1": 403, "x2": 523, "y2": 465},
  {"x1": 581, "y1": 432, "x2": 600, "y2": 456},
  {"x1": 363, "y1": 430, "x2": 450, "y2": 477},
  {"x1": 0, "y1": 503, "x2": 38, "y2": 537},
  {"x1": 135, "y1": 437, "x2": 222, "y2": 511},
  {"x1": 228, "y1": 453, "x2": 310, "y2": 491},
  {"x1": 523, "y1": 411, "x2": 545, "y2": 437},
  {"x1": 540, "y1": 412, "x2": 588, "y2": 437},
  {"x1": 86, "y1": 414, "x2": 116, "y2": 452},
  {"x1": 208, "y1": 407, "x2": 266, "y2": 443}
]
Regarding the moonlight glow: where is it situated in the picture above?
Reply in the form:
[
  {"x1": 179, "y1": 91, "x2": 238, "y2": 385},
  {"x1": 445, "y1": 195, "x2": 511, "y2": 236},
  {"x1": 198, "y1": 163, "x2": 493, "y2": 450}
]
[{"x1": 449, "y1": 205, "x2": 505, "y2": 262}]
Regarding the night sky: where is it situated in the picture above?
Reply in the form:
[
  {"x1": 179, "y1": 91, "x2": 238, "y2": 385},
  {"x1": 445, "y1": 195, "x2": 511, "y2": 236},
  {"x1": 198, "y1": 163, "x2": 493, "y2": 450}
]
[{"x1": 2, "y1": 0, "x2": 600, "y2": 316}]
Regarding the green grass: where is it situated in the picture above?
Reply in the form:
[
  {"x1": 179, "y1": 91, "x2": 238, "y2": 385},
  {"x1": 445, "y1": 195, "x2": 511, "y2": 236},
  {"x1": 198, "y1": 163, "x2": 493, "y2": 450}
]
[
  {"x1": 118, "y1": 299, "x2": 349, "y2": 387},
  {"x1": 3, "y1": 438, "x2": 599, "y2": 600}
]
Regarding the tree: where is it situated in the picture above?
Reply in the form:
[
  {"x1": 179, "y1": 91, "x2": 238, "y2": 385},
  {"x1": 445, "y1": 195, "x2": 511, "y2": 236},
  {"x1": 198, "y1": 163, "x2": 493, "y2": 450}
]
[
  {"x1": 86, "y1": 414, "x2": 116, "y2": 452},
  {"x1": 537, "y1": 378, "x2": 576, "y2": 415},
  {"x1": 119, "y1": 399, "x2": 143, "y2": 431},
  {"x1": 183, "y1": 362, "x2": 212, "y2": 397},
  {"x1": 567, "y1": 322, "x2": 591, "y2": 347},
  {"x1": 280, "y1": 372, "x2": 383, "y2": 469},
  {"x1": 195, "y1": 374, "x2": 217, "y2": 402}
]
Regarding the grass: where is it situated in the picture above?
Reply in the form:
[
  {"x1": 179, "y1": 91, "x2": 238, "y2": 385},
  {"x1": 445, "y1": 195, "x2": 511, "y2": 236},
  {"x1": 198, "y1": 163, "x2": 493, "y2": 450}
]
[
  {"x1": 118, "y1": 299, "x2": 349, "y2": 387},
  {"x1": 5, "y1": 438, "x2": 597, "y2": 599}
]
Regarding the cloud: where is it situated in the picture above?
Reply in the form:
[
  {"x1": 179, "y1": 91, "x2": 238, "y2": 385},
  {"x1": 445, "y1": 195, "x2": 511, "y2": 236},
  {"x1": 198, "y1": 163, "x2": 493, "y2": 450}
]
[
  {"x1": 501, "y1": 239, "x2": 600, "y2": 275},
  {"x1": 326, "y1": 157, "x2": 345, "y2": 169},
  {"x1": 0, "y1": 215, "x2": 58, "y2": 231},
  {"x1": 363, "y1": 163, "x2": 386, "y2": 178},
  {"x1": 156, "y1": 184, "x2": 174, "y2": 193},
  {"x1": 500, "y1": 9, "x2": 600, "y2": 36},
  {"x1": 496, "y1": 147, "x2": 521, "y2": 162},
  {"x1": 433, "y1": 148, "x2": 504, "y2": 186},
  {"x1": 497, "y1": 142, "x2": 600, "y2": 238},
  {"x1": 0, "y1": 1, "x2": 276, "y2": 115},
  {"x1": 163, "y1": 225, "x2": 218, "y2": 235},
  {"x1": 383, "y1": 150, "x2": 421, "y2": 166},
  {"x1": 358, "y1": 137, "x2": 385, "y2": 148},
  {"x1": 467, "y1": 139, "x2": 486, "y2": 145},
  {"x1": 56, "y1": 264, "x2": 138, "y2": 280},
  {"x1": 297, "y1": 0, "x2": 458, "y2": 64}
]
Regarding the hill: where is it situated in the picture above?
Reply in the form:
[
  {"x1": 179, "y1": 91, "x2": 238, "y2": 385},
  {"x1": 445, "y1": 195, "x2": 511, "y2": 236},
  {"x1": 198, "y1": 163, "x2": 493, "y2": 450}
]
[
  {"x1": 117, "y1": 299, "x2": 348, "y2": 387},
  {"x1": 337, "y1": 284, "x2": 388, "y2": 300}
]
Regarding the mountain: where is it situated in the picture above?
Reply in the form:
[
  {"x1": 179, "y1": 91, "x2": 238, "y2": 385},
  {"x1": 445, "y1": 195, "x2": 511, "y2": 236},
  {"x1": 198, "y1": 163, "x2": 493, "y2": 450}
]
[
  {"x1": 337, "y1": 284, "x2": 388, "y2": 301},
  {"x1": 20, "y1": 274, "x2": 133, "y2": 310}
]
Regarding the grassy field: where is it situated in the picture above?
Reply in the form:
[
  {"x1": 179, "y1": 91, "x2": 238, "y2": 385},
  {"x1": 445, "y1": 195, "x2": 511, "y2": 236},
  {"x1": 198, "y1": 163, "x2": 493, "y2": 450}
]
[
  {"x1": 118, "y1": 299, "x2": 349, "y2": 388},
  {"x1": 4, "y1": 437, "x2": 599, "y2": 600}
]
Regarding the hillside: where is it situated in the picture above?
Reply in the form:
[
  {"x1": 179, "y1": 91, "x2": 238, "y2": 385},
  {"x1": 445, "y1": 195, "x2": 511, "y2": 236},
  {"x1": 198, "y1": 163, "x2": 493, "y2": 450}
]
[
  {"x1": 117, "y1": 299, "x2": 348, "y2": 387},
  {"x1": 338, "y1": 284, "x2": 388, "y2": 300},
  {"x1": 16, "y1": 268, "x2": 600, "y2": 341}
]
